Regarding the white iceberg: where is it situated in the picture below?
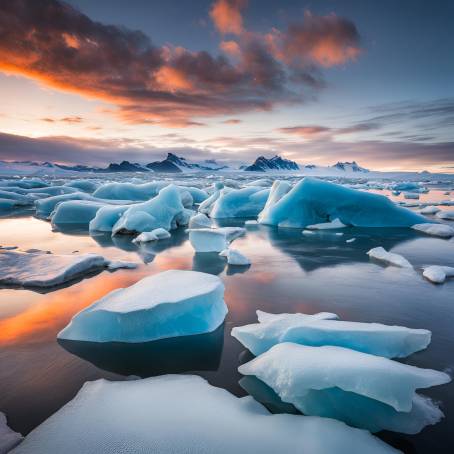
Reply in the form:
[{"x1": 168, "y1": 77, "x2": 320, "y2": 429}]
[
  {"x1": 210, "y1": 187, "x2": 270, "y2": 218},
  {"x1": 58, "y1": 270, "x2": 227, "y2": 343},
  {"x1": 306, "y1": 218, "x2": 346, "y2": 230},
  {"x1": 12, "y1": 375, "x2": 398, "y2": 454},
  {"x1": 238, "y1": 343, "x2": 450, "y2": 413},
  {"x1": 412, "y1": 223, "x2": 454, "y2": 238},
  {"x1": 436, "y1": 210, "x2": 454, "y2": 220},
  {"x1": 367, "y1": 247, "x2": 412, "y2": 268},
  {"x1": 232, "y1": 311, "x2": 431, "y2": 357},
  {"x1": 188, "y1": 213, "x2": 212, "y2": 229},
  {"x1": 423, "y1": 265, "x2": 454, "y2": 284},
  {"x1": 132, "y1": 228, "x2": 171, "y2": 243},
  {"x1": 0, "y1": 250, "x2": 108, "y2": 288},
  {"x1": 0, "y1": 411, "x2": 23, "y2": 453},
  {"x1": 219, "y1": 248, "x2": 251, "y2": 266},
  {"x1": 258, "y1": 178, "x2": 427, "y2": 228},
  {"x1": 188, "y1": 227, "x2": 245, "y2": 252}
]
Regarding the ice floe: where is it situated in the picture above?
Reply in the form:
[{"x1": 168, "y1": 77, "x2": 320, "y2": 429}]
[
  {"x1": 419, "y1": 205, "x2": 440, "y2": 215},
  {"x1": 132, "y1": 228, "x2": 171, "y2": 243},
  {"x1": 258, "y1": 178, "x2": 427, "y2": 228},
  {"x1": 232, "y1": 311, "x2": 431, "y2": 357},
  {"x1": 209, "y1": 187, "x2": 270, "y2": 218},
  {"x1": 423, "y1": 265, "x2": 454, "y2": 284},
  {"x1": 412, "y1": 223, "x2": 454, "y2": 238},
  {"x1": 188, "y1": 227, "x2": 245, "y2": 252},
  {"x1": 238, "y1": 343, "x2": 450, "y2": 412},
  {"x1": 219, "y1": 248, "x2": 251, "y2": 266},
  {"x1": 367, "y1": 247, "x2": 412, "y2": 268},
  {"x1": 0, "y1": 250, "x2": 108, "y2": 288},
  {"x1": 11, "y1": 375, "x2": 398, "y2": 454},
  {"x1": 436, "y1": 210, "x2": 454, "y2": 220},
  {"x1": 58, "y1": 270, "x2": 227, "y2": 343},
  {"x1": 306, "y1": 218, "x2": 346, "y2": 230},
  {"x1": 188, "y1": 212, "x2": 212, "y2": 229}
]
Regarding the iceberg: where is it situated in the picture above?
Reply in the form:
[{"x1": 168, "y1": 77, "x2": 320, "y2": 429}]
[
  {"x1": 412, "y1": 223, "x2": 454, "y2": 238},
  {"x1": 0, "y1": 250, "x2": 108, "y2": 288},
  {"x1": 64, "y1": 179, "x2": 99, "y2": 193},
  {"x1": 92, "y1": 181, "x2": 168, "y2": 201},
  {"x1": 188, "y1": 213, "x2": 212, "y2": 229},
  {"x1": 238, "y1": 343, "x2": 450, "y2": 412},
  {"x1": 132, "y1": 228, "x2": 171, "y2": 243},
  {"x1": 367, "y1": 247, "x2": 412, "y2": 268},
  {"x1": 232, "y1": 311, "x2": 431, "y2": 357},
  {"x1": 258, "y1": 178, "x2": 427, "y2": 228},
  {"x1": 210, "y1": 187, "x2": 270, "y2": 218},
  {"x1": 12, "y1": 375, "x2": 398, "y2": 454},
  {"x1": 111, "y1": 185, "x2": 185, "y2": 235},
  {"x1": 188, "y1": 227, "x2": 245, "y2": 252},
  {"x1": 219, "y1": 248, "x2": 251, "y2": 266},
  {"x1": 423, "y1": 265, "x2": 454, "y2": 284},
  {"x1": 256, "y1": 310, "x2": 339, "y2": 324},
  {"x1": 58, "y1": 270, "x2": 227, "y2": 343}
]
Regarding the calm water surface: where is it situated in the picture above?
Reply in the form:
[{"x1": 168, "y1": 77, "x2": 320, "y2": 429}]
[{"x1": 0, "y1": 206, "x2": 453, "y2": 453}]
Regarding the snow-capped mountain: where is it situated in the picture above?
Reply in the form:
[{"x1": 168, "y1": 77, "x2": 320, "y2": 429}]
[
  {"x1": 166, "y1": 153, "x2": 229, "y2": 171},
  {"x1": 244, "y1": 155, "x2": 299, "y2": 172},
  {"x1": 332, "y1": 161, "x2": 369, "y2": 173}
]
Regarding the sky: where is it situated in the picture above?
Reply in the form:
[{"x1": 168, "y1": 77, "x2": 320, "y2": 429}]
[{"x1": 0, "y1": 0, "x2": 453, "y2": 172}]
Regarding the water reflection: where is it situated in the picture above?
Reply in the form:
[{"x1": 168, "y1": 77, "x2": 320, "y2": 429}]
[{"x1": 58, "y1": 324, "x2": 224, "y2": 377}]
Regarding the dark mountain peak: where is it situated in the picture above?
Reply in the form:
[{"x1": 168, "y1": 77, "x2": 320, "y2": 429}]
[{"x1": 244, "y1": 155, "x2": 299, "y2": 172}]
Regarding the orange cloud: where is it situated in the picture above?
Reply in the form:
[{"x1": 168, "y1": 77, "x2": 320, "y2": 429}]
[
  {"x1": 220, "y1": 40, "x2": 241, "y2": 57},
  {"x1": 210, "y1": 0, "x2": 246, "y2": 35}
]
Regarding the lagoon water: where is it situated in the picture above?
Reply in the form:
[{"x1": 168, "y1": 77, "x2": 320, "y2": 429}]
[{"x1": 0, "y1": 186, "x2": 454, "y2": 453}]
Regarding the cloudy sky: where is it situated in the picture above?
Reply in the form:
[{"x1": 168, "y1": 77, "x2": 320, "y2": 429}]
[{"x1": 0, "y1": 0, "x2": 453, "y2": 171}]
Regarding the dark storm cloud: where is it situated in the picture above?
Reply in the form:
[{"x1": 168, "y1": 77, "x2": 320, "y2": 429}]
[{"x1": 0, "y1": 0, "x2": 361, "y2": 126}]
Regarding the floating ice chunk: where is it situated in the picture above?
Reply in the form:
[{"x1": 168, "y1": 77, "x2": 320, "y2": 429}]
[
  {"x1": 219, "y1": 248, "x2": 251, "y2": 266},
  {"x1": 239, "y1": 343, "x2": 450, "y2": 412},
  {"x1": 346, "y1": 238, "x2": 356, "y2": 243},
  {"x1": 257, "y1": 180, "x2": 291, "y2": 222},
  {"x1": 367, "y1": 247, "x2": 412, "y2": 268},
  {"x1": 58, "y1": 270, "x2": 227, "y2": 343},
  {"x1": 0, "y1": 411, "x2": 23, "y2": 453},
  {"x1": 302, "y1": 229, "x2": 315, "y2": 235},
  {"x1": 412, "y1": 223, "x2": 454, "y2": 238},
  {"x1": 174, "y1": 208, "x2": 194, "y2": 227},
  {"x1": 423, "y1": 266, "x2": 454, "y2": 284},
  {"x1": 132, "y1": 228, "x2": 171, "y2": 243},
  {"x1": 306, "y1": 218, "x2": 346, "y2": 230},
  {"x1": 210, "y1": 187, "x2": 270, "y2": 218},
  {"x1": 391, "y1": 182, "x2": 421, "y2": 191},
  {"x1": 188, "y1": 213, "x2": 212, "y2": 229},
  {"x1": 245, "y1": 178, "x2": 273, "y2": 187},
  {"x1": 419, "y1": 205, "x2": 440, "y2": 215},
  {"x1": 404, "y1": 193, "x2": 419, "y2": 199},
  {"x1": 35, "y1": 192, "x2": 96, "y2": 218},
  {"x1": 51, "y1": 200, "x2": 108, "y2": 226},
  {"x1": 93, "y1": 181, "x2": 168, "y2": 201},
  {"x1": 89, "y1": 204, "x2": 130, "y2": 232},
  {"x1": 12, "y1": 375, "x2": 398, "y2": 454},
  {"x1": 256, "y1": 310, "x2": 339, "y2": 324},
  {"x1": 106, "y1": 261, "x2": 139, "y2": 271},
  {"x1": 188, "y1": 227, "x2": 245, "y2": 252},
  {"x1": 258, "y1": 178, "x2": 427, "y2": 228},
  {"x1": 0, "y1": 250, "x2": 108, "y2": 288},
  {"x1": 0, "y1": 190, "x2": 32, "y2": 206},
  {"x1": 245, "y1": 220, "x2": 258, "y2": 226},
  {"x1": 232, "y1": 312, "x2": 430, "y2": 357},
  {"x1": 111, "y1": 185, "x2": 184, "y2": 235},
  {"x1": 436, "y1": 210, "x2": 454, "y2": 220},
  {"x1": 64, "y1": 179, "x2": 99, "y2": 193}
]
